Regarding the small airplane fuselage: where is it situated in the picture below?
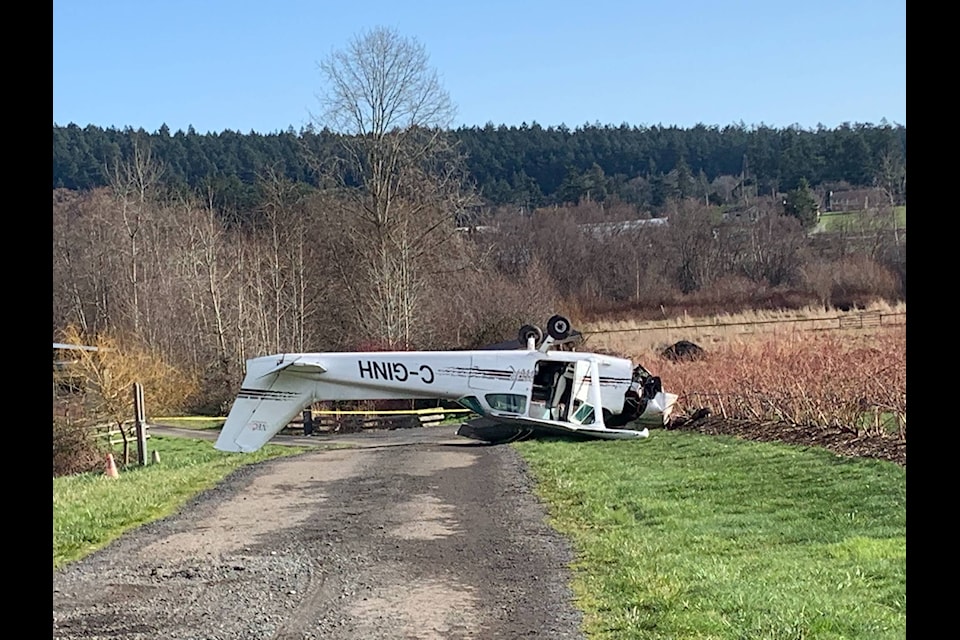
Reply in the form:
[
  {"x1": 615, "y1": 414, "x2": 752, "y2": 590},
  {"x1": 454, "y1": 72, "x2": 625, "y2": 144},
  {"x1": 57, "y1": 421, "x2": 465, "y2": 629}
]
[{"x1": 215, "y1": 317, "x2": 678, "y2": 452}]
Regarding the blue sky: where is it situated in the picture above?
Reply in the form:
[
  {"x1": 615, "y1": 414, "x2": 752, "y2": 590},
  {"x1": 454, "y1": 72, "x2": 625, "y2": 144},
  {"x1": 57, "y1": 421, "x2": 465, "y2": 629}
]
[{"x1": 53, "y1": 0, "x2": 905, "y2": 135}]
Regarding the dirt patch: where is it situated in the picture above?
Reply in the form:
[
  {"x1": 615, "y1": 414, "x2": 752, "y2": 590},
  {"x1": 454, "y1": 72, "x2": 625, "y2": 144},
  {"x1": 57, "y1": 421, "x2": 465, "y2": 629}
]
[
  {"x1": 140, "y1": 452, "x2": 365, "y2": 561},
  {"x1": 348, "y1": 577, "x2": 480, "y2": 639},
  {"x1": 668, "y1": 414, "x2": 906, "y2": 467},
  {"x1": 388, "y1": 494, "x2": 459, "y2": 540}
]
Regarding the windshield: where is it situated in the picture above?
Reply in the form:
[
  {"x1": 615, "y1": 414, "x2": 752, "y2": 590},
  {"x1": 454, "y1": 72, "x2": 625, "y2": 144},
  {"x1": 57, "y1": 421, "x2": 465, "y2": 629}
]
[
  {"x1": 485, "y1": 393, "x2": 527, "y2": 414},
  {"x1": 632, "y1": 364, "x2": 652, "y2": 382}
]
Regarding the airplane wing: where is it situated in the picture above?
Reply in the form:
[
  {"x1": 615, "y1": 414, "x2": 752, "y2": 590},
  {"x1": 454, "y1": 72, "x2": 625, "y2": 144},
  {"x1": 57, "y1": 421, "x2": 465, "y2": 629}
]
[{"x1": 457, "y1": 412, "x2": 649, "y2": 445}]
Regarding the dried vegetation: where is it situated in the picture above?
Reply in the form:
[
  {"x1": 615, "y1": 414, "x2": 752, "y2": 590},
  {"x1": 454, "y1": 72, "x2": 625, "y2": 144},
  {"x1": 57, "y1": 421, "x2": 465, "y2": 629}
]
[
  {"x1": 655, "y1": 327, "x2": 906, "y2": 438},
  {"x1": 582, "y1": 306, "x2": 907, "y2": 464},
  {"x1": 54, "y1": 326, "x2": 201, "y2": 476}
]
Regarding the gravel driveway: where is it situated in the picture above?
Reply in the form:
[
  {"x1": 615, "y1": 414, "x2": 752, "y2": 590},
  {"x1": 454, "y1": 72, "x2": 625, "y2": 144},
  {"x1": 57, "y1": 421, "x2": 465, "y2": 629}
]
[{"x1": 53, "y1": 426, "x2": 585, "y2": 639}]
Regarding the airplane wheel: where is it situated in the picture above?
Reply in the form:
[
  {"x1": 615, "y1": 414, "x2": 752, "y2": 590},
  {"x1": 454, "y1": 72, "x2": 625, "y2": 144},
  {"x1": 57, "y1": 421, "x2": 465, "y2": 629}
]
[
  {"x1": 518, "y1": 324, "x2": 543, "y2": 347},
  {"x1": 546, "y1": 315, "x2": 572, "y2": 340}
]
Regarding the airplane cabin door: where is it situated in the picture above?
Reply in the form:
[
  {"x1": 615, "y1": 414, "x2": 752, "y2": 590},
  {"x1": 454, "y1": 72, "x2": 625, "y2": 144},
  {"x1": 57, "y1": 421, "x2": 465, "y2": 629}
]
[
  {"x1": 469, "y1": 355, "x2": 509, "y2": 391},
  {"x1": 569, "y1": 360, "x2": 596, "y2": 425}
]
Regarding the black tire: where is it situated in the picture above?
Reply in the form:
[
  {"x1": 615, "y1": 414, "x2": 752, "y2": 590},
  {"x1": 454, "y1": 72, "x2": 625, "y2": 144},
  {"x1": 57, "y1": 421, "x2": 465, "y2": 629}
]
[
  {"x1": 546, "y1": 315, "x2": 572, "y2": 340},
  {"x1": 518, "y1": 324, "x2": 543, "y2": 347}
]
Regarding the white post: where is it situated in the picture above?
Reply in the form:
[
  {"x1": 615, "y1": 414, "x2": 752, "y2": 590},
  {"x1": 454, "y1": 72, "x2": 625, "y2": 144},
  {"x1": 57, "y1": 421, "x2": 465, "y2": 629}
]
[{"x1": 133, "y1": 382, "x2": 148, "y2": 466}]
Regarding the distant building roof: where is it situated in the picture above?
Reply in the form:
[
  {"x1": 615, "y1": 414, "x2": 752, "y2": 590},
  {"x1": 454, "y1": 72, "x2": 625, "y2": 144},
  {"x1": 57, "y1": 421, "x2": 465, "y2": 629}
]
[
  {"x1": 455, "y1": 225, "x2": 498, "y2": 234},
  {"x1": 579, "y1": 218, "x2": 669, "y2": 238}
]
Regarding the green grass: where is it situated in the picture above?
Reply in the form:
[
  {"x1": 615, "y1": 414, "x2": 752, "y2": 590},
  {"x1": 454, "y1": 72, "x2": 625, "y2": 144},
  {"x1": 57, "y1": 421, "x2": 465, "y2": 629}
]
[
  {"x1": 818, "y1": 205, "x2": 905, "y2": 232},
  {"x1": 514, "y1": 431, "x2": 905, "y2": 640},
  {"x1": 53, "y1": 436, "x2": 304, "y2": 569}
]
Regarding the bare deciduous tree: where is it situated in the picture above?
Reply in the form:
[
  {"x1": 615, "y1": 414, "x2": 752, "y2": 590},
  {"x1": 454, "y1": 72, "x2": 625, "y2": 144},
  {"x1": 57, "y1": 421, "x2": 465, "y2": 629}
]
[
  {"x1": 108, "y1": 136, "x2": 164, "y2": 335},
  {"x1": 53, "y1": 189, "x2": 93, "y2": 334},
  {"x1": 314, "y1": 26, "x2": 475, "y2": 348},
  {"x1": 663, "y1": 199, "x2": 724, "y2": 294},
  {"x1": 739, "y1": 214, "x2": 807, "y2": 287}
]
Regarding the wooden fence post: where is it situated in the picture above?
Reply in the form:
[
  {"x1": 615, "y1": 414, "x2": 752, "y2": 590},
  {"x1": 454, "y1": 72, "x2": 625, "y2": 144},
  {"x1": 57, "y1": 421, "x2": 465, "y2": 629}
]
[{"x1": 133, "y1": 382, "x2": 148, "y2": 466}]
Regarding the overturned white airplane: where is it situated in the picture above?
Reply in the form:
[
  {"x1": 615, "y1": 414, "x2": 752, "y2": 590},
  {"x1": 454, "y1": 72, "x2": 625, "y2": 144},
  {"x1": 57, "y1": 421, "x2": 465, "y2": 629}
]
[{"x1": 214, "y1": 316, "x2": 678, "y2": 452}]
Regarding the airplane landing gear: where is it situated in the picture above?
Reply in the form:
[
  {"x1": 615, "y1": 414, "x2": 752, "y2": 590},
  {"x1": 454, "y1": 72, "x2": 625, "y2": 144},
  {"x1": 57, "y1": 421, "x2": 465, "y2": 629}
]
[
  {"x1": 518, "y1": 324, "x2": 543, "y2": 348},
  {"x1": 546, "y1": 315, "x2": 572, "y2": 340}
]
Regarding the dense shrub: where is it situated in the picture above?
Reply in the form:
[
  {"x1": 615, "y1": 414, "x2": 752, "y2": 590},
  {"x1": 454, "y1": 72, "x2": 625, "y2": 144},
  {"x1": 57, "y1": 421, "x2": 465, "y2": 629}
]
[
  {"x1": 802, "y1": 255, "x2": 899, "y2": 310},
  {"x1": 53, "y1": 418, "x2": 105, "y2": 477},
  {"x1": 830, "y1": 255, "x2": 900, "y2": 308}
]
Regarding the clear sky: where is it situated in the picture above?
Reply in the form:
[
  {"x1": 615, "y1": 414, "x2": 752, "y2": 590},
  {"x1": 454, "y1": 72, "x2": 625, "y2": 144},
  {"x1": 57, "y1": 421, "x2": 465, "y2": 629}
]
[{"x1": 53, "y1": 0, "x2": 906, "y2": 135}]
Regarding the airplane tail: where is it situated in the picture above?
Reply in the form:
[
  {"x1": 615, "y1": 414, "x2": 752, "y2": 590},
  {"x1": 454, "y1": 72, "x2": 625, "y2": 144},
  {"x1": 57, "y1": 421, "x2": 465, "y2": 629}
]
[{"x1": 214, "y1": 356, "x2": 315, "y2": 453}]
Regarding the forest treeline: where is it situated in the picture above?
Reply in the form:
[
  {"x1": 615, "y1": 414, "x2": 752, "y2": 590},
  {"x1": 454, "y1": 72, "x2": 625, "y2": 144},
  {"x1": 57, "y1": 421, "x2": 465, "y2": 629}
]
[{"x1": 53, "y1": 120, "x2": 906, "y2": 214}]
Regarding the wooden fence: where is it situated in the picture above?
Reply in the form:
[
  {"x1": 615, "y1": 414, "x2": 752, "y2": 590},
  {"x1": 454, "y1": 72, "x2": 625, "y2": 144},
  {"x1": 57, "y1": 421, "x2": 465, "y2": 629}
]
[
  {"x1": 283, "y1": 407, "x2": 470, "y2": 436},
  {"x1": 56, "y1": 382, "x2": 153, "y2": 466}
]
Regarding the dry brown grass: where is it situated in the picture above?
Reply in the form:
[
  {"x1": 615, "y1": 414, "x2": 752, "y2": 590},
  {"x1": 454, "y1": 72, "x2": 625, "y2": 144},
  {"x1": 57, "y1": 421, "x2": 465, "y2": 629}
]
[{"x1": 580, "y1": 301, "x2": 906, "y2": 355}]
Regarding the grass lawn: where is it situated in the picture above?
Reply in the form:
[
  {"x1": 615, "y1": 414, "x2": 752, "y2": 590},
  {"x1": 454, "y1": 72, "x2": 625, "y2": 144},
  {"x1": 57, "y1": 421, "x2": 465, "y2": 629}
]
[
  {"x1": 818, "y1": 205, "x2": 905, "y2": 232},
  {"x1": 515, "y1": 431, "x2": 906, "y2": 640},
  {"x1": 53, "y1": 435, "x2": 305, "y2": 569}
]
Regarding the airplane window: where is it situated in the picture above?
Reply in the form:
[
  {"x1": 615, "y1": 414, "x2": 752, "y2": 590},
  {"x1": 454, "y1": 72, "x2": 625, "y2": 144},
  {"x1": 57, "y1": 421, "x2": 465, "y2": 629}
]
[
  {"x1": 456, "y1": 396, "x2": 484, "y2": 415},
  {"x1": 485, "y1": 393, "x2": 527, "y2": 414},
  {"x1": 572, "y1": 403, "x2": 595, "y2": 424}
]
